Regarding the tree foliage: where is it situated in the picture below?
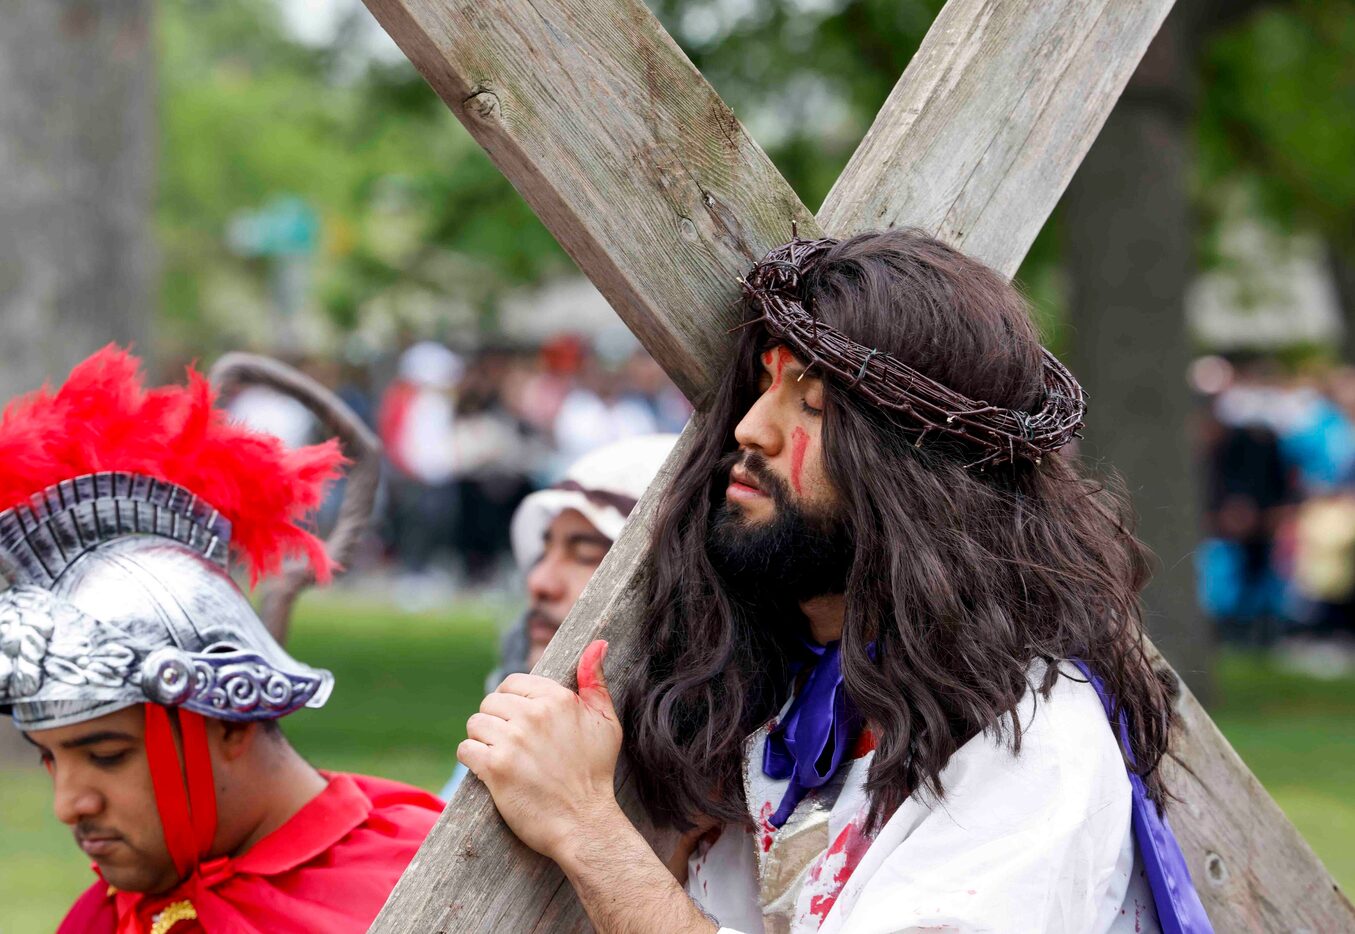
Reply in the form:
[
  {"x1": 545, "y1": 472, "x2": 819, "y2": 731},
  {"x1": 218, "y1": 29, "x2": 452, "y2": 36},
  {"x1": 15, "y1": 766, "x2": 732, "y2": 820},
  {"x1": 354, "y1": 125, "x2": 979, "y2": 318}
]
[
  {"x1": 154, "y1": 0, "x2": 1355, "y2": 354},
  {"x1": 1199, "y1": 0, "x2": 1355, "y2": 255},
  {"x1": 156, "y1": 0, "x2": 568, "y2": 357}
]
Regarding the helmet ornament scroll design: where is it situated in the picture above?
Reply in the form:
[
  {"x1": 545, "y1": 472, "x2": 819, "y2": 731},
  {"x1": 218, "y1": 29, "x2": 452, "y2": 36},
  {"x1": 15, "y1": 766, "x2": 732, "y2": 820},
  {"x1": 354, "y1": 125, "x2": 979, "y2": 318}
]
[
  {"x1": 0, "y1": 585, "x2": 329, "y2": 723},
  {"x1": 138, "y1": 644, "x2": 325, "y2": 719}
]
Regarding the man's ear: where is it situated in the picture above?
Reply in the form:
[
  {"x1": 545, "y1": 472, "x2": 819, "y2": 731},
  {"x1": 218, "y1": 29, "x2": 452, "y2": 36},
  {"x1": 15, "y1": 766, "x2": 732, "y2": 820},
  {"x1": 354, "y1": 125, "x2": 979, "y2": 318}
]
[{"x1": 216, "y1": 719, "x2": 260, "y2": 763}]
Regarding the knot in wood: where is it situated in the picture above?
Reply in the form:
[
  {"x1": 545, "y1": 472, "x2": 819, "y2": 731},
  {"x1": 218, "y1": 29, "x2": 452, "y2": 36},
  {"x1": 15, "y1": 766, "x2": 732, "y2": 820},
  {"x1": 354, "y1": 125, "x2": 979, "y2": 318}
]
[
  {"x1": 463, "y1": 89, "x2": 500, "y2": 120},
  {"x1": 1204, "y1": 851, "x2": 1228, "y2": 885}
]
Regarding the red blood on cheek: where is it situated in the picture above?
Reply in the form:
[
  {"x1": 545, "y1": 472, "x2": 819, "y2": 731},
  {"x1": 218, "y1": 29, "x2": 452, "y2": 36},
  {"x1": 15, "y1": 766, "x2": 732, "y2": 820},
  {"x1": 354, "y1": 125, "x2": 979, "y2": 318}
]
[{"x1": 790, "y1": 427, "x2": 809, "y2": 495}]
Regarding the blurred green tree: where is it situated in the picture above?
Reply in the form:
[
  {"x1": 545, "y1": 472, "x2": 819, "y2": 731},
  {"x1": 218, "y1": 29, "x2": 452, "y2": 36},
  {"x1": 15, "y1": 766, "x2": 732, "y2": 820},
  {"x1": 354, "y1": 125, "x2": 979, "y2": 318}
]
[
  {"x1": 155, "y1": 0, "x2": 570, "y2": 359},
  {"x1": 1198, "y1": 0, "x2": 1355, "y2": 356},
  {"x1": 157, "y1": 0, "x2": 1355, "y2": 358}
]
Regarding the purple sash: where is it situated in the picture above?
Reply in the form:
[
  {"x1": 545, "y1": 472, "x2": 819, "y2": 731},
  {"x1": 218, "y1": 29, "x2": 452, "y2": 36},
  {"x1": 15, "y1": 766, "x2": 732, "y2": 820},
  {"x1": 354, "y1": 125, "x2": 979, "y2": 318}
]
[
  {"x1": 761, "y1": 640, "x2": 859, "y2": 828},
  {"x1": 1072, "y1": 660, "x2": 1214, "y2": 934}
]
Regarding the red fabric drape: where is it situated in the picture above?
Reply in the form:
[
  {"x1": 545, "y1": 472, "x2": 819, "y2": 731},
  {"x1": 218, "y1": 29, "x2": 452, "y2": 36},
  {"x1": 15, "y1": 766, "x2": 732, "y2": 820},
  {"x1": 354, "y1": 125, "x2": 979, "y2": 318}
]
[{"x1": 58, "y1": 772, "x2": 442, "y2": 934}]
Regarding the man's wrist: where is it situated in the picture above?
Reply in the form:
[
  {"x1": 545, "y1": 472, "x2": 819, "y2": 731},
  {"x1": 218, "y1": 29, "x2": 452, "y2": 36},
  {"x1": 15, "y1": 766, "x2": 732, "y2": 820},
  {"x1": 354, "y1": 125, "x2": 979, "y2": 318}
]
[
  {"x1": 554, "y1": 802, "x2": 718, "y2": 934},
  {"x1": 550, "y1": 796, "x2": 633, "y2": 869}
]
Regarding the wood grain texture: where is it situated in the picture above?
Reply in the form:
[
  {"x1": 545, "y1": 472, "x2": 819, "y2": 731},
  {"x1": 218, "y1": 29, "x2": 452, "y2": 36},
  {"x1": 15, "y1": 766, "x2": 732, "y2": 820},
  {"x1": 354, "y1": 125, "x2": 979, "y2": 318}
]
[
  {"x1": 364, "y1": 0, "x2": 1355, "y2": 928},
  {"x1": 1161, "y1": 674, "x2": 1355, "y2": 931},
  {"x1": 819, "y1": 0, "x2": 1176, "y2": 278},
  {"x1": 361, "y1": 0, "x2": 817, "y2": 405},
  {"x1": 371, "y1": 420, "x2": 698, "y2": 932}
]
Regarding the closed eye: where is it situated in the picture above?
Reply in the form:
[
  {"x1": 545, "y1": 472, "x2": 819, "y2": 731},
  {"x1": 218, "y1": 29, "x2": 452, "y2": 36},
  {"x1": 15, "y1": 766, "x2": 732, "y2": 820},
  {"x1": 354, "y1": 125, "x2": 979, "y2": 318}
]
[{"x1": 89, "y1": 751, "x2": 130, "y2": 769}]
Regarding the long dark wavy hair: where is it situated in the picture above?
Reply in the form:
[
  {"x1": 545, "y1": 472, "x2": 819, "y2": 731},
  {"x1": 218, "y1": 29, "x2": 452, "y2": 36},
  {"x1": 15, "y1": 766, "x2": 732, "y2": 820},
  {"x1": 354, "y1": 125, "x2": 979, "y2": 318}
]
[{"x1": 621, "y1": 229, "x2": 1175, "y2": 834}]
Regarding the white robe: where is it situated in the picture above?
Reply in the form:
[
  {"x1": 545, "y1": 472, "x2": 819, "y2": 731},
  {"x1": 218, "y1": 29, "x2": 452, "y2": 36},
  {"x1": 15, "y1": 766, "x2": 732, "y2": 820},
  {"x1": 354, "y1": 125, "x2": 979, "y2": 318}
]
[{"x1": 686, "y1": 661, "x2": 1162, "y2": 934}]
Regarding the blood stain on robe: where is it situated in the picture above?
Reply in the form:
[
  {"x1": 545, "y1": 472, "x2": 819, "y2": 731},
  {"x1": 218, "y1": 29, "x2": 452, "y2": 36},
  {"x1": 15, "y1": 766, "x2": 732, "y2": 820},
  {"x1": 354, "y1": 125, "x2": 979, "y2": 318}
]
[
  {"x1": 758, "y1": 800, "x2": 776, "y2": 853},
  {"x1": 804, "y1": 818, "x2": 873, "y2": 923}
]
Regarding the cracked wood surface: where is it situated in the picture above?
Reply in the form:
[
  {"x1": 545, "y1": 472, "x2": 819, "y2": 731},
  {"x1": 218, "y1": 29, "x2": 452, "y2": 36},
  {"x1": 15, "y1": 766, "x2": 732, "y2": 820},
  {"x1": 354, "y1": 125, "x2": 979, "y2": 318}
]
[{"x1": 363, "y1": 0, "x2": 1354, "y2": 929}]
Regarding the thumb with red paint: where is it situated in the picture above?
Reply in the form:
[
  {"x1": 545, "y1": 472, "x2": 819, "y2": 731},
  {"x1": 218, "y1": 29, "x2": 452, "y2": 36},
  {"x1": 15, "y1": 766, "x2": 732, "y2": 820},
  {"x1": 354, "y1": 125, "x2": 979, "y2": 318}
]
[
  {"x1": 463, "y1": 638, "x2": 624, "y2": 863},
  {"x1": 576, "y1": 639, "x2": 614, "y2": 718}
]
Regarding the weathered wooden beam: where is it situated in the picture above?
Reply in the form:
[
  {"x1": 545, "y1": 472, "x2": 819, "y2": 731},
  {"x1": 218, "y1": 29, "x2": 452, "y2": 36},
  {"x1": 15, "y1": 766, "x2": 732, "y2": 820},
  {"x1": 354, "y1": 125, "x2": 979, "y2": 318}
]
[
  {"x1": 366, "y1": 0, "x2": 1355, "y2": 929},
  {"x1": 360, "y1": 0, "x2": 815, "y2": 406},
  {"x1": 361, "y1": 0, "x2": 813, "y2": 922},
  {"x1": 1151, "y1": 644, "x2": 1355, "y2": 931},
  {"x1": 820, "y1": 0, "x2": 1173, "y2": 278}
]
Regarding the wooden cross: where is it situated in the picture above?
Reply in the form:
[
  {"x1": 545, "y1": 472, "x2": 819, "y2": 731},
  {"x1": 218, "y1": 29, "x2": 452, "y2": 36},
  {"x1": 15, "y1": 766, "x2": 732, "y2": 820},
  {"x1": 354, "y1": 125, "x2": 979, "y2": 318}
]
[{"x1": 359, "y1": 0, "x2": 1355, "y2": 929}]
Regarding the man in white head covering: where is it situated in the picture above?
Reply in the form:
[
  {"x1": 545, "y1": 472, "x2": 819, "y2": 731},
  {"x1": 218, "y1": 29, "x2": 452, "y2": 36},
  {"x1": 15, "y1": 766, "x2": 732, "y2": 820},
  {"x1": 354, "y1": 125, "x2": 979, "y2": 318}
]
[{"x1": 441, "y1": 433, "x2": 676, "y2": 797}]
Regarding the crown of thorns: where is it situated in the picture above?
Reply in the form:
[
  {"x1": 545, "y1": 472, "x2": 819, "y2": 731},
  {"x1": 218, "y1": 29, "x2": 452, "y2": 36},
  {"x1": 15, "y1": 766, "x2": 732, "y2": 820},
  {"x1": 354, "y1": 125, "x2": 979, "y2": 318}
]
[{"x1": 737, "y1": 235, "x2": 1086, "y2": 468}]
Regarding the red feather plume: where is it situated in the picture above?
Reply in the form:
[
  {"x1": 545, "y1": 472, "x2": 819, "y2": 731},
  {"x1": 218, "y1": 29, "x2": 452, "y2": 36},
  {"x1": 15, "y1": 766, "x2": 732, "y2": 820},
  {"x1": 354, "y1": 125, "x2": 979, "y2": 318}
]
[{"x1": 0, "y1": 346, "x2": 344, "y2": 585}]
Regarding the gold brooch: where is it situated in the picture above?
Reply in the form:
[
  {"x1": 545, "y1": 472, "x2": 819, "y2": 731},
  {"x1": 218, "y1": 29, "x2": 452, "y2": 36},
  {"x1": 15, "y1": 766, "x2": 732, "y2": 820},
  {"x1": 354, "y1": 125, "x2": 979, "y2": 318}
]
[{"x1": 150, "y1": 899, "x2": 198, "y2": 934}]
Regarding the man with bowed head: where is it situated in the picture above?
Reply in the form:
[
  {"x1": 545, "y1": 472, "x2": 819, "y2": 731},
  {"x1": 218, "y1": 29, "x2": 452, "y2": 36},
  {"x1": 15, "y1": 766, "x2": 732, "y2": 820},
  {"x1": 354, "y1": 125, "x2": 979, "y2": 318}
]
[
  {"x1": 0, "y1": 348, "x2": 441, "y2": 933},
  {"x1": 458, "y1": 231, "x2": 1212, "y2": 933}
]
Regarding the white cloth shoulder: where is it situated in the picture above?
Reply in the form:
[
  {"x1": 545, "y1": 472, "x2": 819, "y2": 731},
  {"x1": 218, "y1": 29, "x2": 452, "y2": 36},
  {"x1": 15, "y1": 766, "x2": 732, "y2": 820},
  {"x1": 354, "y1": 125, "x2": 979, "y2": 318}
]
[{"x1": 687, "y1": 662, "x2": 1161, "y2": 934}]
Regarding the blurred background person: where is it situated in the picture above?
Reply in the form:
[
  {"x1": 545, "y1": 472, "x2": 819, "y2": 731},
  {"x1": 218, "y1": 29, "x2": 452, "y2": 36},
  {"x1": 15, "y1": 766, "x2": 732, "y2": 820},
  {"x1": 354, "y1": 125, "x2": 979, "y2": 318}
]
[
  {"x1": 450, "y1": 346, "x2": 542, "y2": 586},
  {"x1": 1201, "y1": 358, "x2": 1298, "y2": 645},
  {"x1": 441, "y1": 433, "x2": 678, "y2": 797},
  {"x1": 553, "y1": 345, "x2": 661, "y2": 467},
  {"x1": 225, "y1": 378, "x2": 320, "y2": 450},
  {"x1": 378, "y1": 340, "x2": 464, "y2": 603}
]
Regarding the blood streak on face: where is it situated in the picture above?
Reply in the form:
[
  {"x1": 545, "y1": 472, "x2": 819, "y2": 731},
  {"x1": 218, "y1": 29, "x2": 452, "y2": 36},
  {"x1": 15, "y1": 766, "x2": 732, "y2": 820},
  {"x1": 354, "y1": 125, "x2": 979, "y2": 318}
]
[
  {"x1": 790, "y1": 426, "x2": 810, "y2": 495},
  {"x1": 767, "y1": 347, "x2": 792, "y2": 392}
]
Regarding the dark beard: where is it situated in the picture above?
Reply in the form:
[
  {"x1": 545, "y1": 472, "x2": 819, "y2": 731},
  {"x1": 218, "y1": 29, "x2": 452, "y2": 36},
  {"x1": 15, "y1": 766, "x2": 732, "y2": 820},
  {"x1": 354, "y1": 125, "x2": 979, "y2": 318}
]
[{"x1": 705, "y1": 450, "x2": 853, "y2": 603}]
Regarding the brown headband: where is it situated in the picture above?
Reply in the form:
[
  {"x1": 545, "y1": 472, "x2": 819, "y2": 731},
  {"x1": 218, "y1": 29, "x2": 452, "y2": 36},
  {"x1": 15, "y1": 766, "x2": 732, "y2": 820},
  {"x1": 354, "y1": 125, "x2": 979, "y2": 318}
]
[{"x1": 738, "y1": 236, "x2": 1086, "y2": 469}]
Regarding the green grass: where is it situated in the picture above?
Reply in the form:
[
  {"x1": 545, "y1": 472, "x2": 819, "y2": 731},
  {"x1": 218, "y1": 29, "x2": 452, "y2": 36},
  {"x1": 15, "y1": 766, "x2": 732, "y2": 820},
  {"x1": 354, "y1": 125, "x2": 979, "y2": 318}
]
[
  {"x1": 1210, "y1": 652, "x2": 1355, "y2": 890},
  {"x1": 2, "y1": 597, "x2": 1351, "y2": 931}
]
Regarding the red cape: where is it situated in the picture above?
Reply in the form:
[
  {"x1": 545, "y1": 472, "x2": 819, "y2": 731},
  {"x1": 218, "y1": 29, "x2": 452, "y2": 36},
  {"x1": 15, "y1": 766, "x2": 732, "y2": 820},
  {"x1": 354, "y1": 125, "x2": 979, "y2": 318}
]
[{"x1": 58, "y1": 772, "x2": 442, "y2": 934}]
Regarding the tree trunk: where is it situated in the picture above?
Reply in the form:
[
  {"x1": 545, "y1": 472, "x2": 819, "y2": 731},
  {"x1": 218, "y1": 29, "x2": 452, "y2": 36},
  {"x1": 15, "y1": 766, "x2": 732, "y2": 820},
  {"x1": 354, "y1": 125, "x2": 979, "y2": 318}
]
[
  {"x1": 1063, "y1": 8, "x2": 1214, "y2": 700},
  {"x1": 1327, "y1": 241, "x2": 1355, "y2": 364},
  {"x1": 0, "y1": 0, "x2": 155, "y2": 402},
  {"x1": 0, "y1": 0, "x2": 154, "y2": 765}
]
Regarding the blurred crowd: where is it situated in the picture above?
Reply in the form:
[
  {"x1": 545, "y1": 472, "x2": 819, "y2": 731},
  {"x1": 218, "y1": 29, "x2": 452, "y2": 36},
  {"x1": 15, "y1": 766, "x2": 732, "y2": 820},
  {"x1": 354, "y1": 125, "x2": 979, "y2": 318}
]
[
  {"x1": 224, "y1": 334, "x2": 690, "y2": 604},
  {"x1": 225, "y1": 340, "x2": 1355, "y2": 672},
  {"x1": 1194, "y1": 354, "x2": 1355, "y2": 671}
]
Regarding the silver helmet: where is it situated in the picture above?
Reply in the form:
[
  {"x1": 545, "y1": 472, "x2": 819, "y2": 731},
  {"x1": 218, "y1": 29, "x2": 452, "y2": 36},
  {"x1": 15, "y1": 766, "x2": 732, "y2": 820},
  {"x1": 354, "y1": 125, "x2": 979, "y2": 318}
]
[{"x1": 0, "y1": 471, "x2": 333, "y2": 732}]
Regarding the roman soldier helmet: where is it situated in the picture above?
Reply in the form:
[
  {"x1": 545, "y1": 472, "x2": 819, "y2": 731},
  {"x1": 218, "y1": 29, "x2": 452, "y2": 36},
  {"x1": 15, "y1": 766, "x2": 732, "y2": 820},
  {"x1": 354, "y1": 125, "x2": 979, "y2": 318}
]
[
  {"x1": 0, "y1": 346, "x2": 343, "y2": 879},
  {"x1": 0, "y1": 346, "x2": 340, "y2": 731}
]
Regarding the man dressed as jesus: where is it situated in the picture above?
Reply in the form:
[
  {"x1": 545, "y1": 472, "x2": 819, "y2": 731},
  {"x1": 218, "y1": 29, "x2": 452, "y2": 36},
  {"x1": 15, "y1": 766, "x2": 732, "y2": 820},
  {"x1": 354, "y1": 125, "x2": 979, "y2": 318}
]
[{"x1": 457, "y1": 230, "x2": 1211, "y2": 933}]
